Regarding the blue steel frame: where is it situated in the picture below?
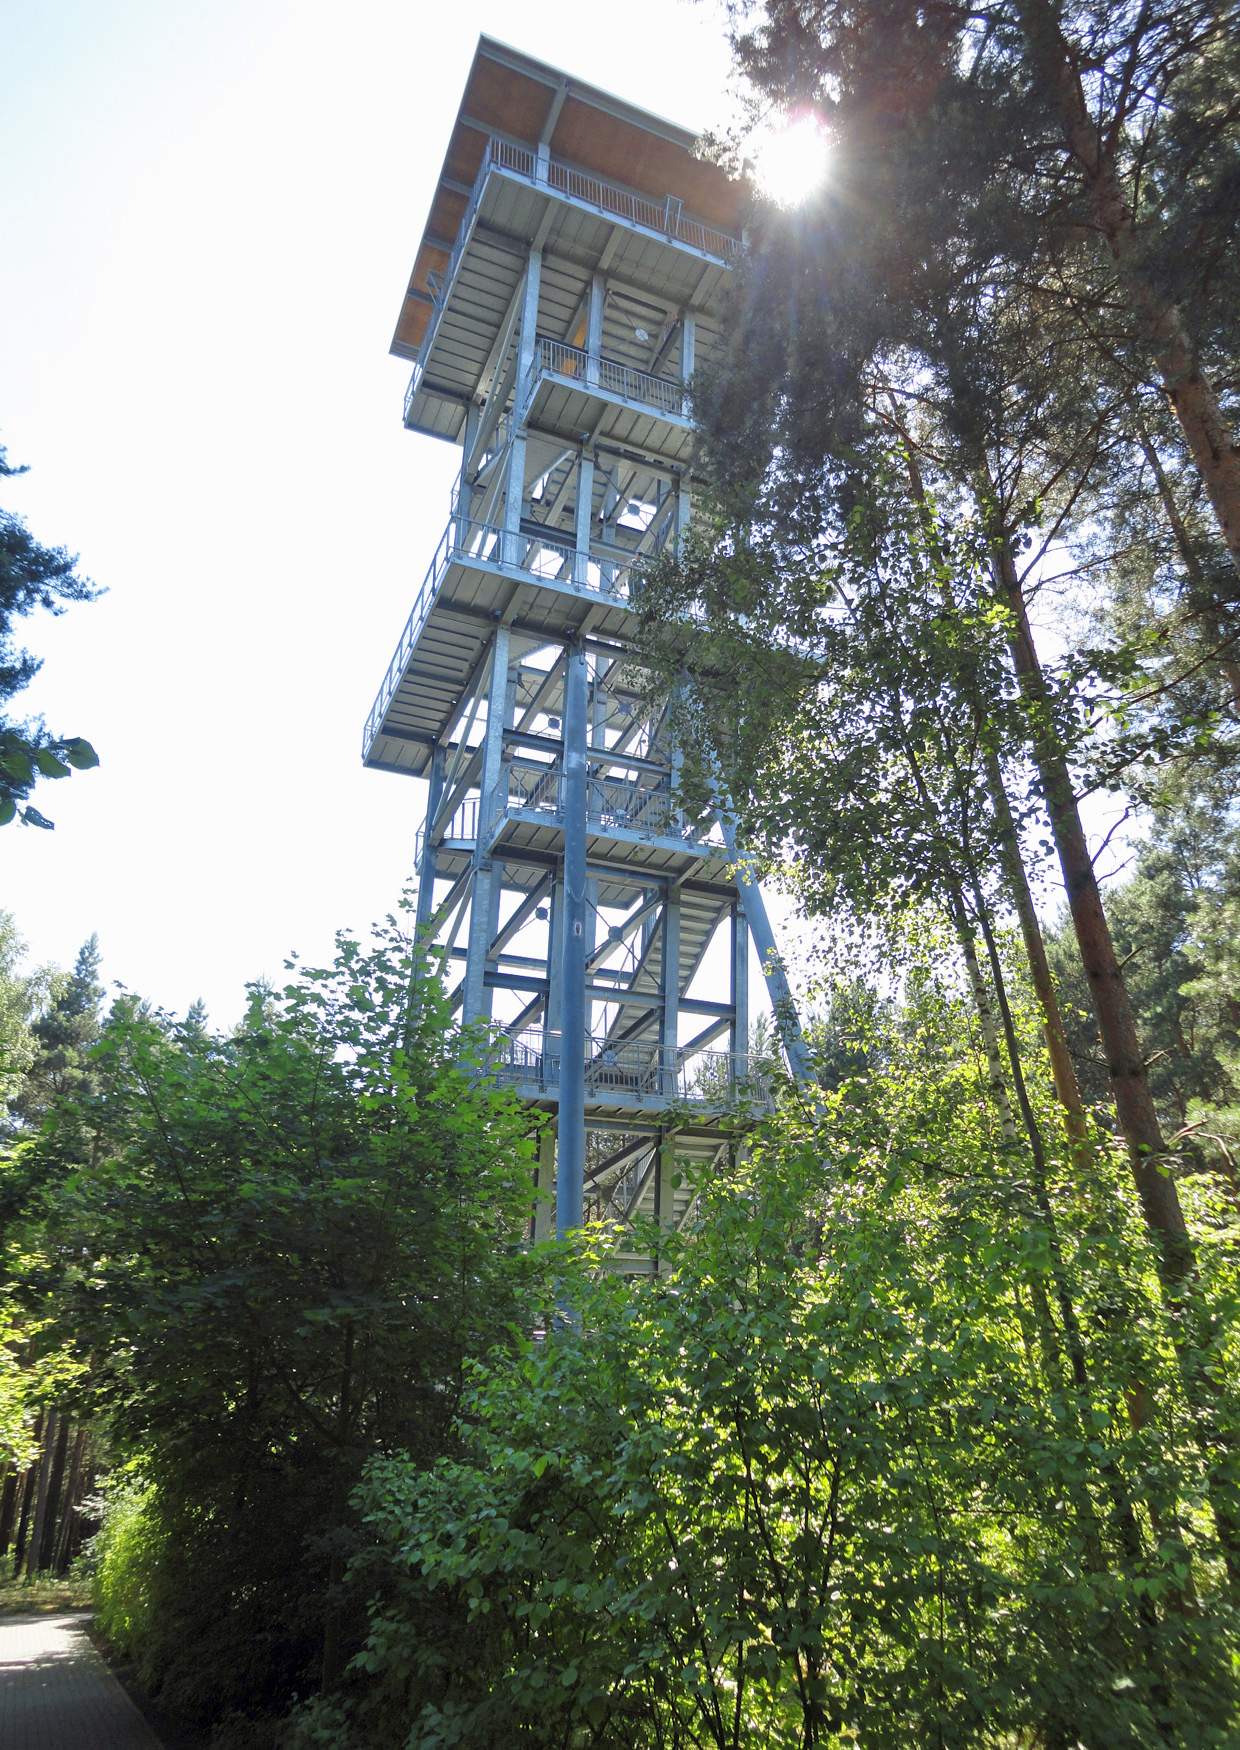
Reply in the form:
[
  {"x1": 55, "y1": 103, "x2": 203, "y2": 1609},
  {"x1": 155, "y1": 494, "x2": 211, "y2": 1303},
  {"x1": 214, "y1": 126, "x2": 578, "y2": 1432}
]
[{"x1": 366, "y1": 60, "x2": 805, "y2": 1247}]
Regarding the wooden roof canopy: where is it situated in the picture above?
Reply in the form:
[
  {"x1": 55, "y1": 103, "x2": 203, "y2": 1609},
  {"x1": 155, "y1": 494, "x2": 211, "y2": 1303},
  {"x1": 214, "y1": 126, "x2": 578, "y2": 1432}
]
[{"x1": 390, "y1": 35, "x2": 744, "y2": 362}]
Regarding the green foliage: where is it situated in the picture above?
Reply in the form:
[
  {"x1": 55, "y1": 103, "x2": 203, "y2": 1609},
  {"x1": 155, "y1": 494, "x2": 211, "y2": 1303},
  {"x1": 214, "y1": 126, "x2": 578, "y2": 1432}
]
[
  {"x1": 91, "y1": 1479, "x2": 166, "y2": 1659},
  {"x1": 1047, "y1": 776, "x2": 1240, "y2": 1158},
  {"x1": 322, "y1": 981, "x2": 1238, "y2": 1748},
  {"x1": 0, "y1": 445, "x2": 99, "y2": 828},
  {"x1": 6, "y1": 916, "x2": 551, "y2": 1736},
  {"x1": 0, "y1": 1303, "x2": 38, "y2": 1468}
]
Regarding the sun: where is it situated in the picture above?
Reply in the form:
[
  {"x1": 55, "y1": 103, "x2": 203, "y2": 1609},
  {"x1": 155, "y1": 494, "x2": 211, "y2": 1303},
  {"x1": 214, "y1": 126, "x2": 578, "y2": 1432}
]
[{"x1": 752, "y1": 111, "x2": 832, "y2": 208}]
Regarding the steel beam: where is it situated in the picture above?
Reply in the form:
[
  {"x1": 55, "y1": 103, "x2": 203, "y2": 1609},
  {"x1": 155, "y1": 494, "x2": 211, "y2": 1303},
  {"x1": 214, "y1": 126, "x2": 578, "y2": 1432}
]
[
  {"x1": 462, "y1": 625, "x2": 511, "y2": 1023},
  {"x1": 715, "y1": 802, "x2": 811, "y2": 1081},
  {"x1": 555, "y1": 638, "x2": 589, "y2": 1238}
]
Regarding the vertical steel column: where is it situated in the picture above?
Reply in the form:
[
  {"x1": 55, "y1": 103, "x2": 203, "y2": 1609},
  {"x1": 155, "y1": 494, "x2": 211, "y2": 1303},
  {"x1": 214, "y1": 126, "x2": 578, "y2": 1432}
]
[
  {"x1": 575, "y1": 448, "x2": 595, "y2": 593},
  {"x1": 680, "y1": 312, "x2": 695, "y2": 417},
  {"x1": 545, "y1": 875, "x2": 565, "y2": 1041},
  {"x1": 555, "y1": 637, "x2": 589, "y2": 1239},
  {"x1": 504, "y1": 251, "x2": 542, "y2": 565},
  {"x1": 413, "y1": 742, "x2": 445, "y2": 947},
  {"x1": 462, "y1": 625, "x2": 510, "y2": 1025},
  {"x1": 655, "y1": 1128, "x2": 677, "y2": 1275},
  {"x1": 457, "y1": 406, "x2": 478, "y2": 525},
  {"x1": 675, "y1": 478, "x2": 693, "y2": 558},
  {"x1": 660, "y1": 885, "x2": 681, "y2": 1097},
  {"x1": 407, "y1": 741, "x2": 447, "y2": 1024},
  {"x1": 585, "y1": 272, "x2": 604, "y2": 389},
  {"x1": 731, "y1": 902, "x2": 750, "y2": 1061}
]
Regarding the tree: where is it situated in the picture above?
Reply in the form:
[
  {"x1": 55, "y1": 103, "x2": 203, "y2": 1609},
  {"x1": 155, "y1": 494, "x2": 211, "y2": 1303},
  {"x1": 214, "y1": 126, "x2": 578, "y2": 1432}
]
[
  {"x1": 7, "y1": 918, "x2": 548, "y2": 1732},
  {"x1": 13, "y1": 933, "x2": 104, "y2": 1126},
  {"x1": 0, "y1": 445, "x2": 98, "y2": 827}
]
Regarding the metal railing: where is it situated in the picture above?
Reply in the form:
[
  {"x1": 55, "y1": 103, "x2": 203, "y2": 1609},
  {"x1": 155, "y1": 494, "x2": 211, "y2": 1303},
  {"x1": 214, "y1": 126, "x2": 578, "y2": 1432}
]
[
  {"x1": 413, "y1": 797, "x2": 479, "y2": 870},
  {"x1": 490, "y1": 1029, "x2": 775, "y2": 1109},
  {"x1": 535, "y1": 337, "x2": 686, "y2": 419},
  {"x1": 403, "y1": 136, "x2": 739, "y2": 418},
  {"x1": 362, "y1": 514, "x2": 639, "y2": 756},
  {"x1": 488, "y1": 763, "x2": 721, "y2": 849}
]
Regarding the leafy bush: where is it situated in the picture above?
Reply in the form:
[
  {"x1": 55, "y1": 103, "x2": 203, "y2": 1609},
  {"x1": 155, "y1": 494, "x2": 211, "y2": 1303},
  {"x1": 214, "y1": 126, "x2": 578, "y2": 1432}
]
[
  {"x1": 92, "y1": 1480, "x2": 165, "y2": 1661},
  {"x1": 329, "y1": 1061, "x2": 1239, "y2": 1748}
]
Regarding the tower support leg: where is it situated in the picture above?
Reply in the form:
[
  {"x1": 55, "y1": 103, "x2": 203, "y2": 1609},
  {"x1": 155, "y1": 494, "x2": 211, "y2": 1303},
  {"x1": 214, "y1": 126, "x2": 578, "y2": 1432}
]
[
  {"x1": 716, "y1": 805, "x2": 812, "y2": 1083},
  {"x1": 556, "y1": 638, "x2": 589, "y2": 1239}
]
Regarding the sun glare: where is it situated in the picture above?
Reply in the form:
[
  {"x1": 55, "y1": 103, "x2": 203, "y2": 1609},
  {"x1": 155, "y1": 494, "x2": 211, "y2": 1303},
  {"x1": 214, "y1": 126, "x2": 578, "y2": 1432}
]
[{"x1": 753, "y1": 112, "x2": 832, "y2": 208}]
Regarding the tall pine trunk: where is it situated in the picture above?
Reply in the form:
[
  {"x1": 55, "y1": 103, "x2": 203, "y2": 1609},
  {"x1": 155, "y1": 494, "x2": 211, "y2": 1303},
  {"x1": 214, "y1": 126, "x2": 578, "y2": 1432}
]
[
  {"x1": 1016, "y1": 0, "x2": 1240, "y2": 572},
  {"x1": 891, "y1": 427, "x2": 1094, "y2": 1155},
  {"x1": 37, "y1": 1413, "x2": 71, "y2": 1575},
  {"x1": 979, "y1": 485, "x2": 1240, "y2": 1584},
  {"x1": 11, "y1": 1411, "x2": 43, "y2": 1576},
  {"x1": 53, "y1": 1426, "x2": 88, "y2": 1575},
  {"x1": 21, "y1": 1410, "x2": 56, "y2": 1579},
  {"x1": 980, "y1": 748, "x2": 1093, "y2": 1156}
]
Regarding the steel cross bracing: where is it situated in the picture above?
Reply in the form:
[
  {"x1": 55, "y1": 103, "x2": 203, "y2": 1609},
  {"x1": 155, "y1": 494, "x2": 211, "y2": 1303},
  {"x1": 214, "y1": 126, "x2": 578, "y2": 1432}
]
[{"x1": 364, "y1": 45, "x2": 804, "y2": 1262}]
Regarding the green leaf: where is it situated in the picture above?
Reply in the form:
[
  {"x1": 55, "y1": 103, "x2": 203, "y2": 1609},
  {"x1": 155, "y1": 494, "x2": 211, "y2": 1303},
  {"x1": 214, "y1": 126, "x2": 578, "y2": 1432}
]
[
  {"x1": 34, "y1": 748, "x2": 71, "y2": 779},
  {"x1": 65, "y1": 739, "x2": 100, "y2": 770}
]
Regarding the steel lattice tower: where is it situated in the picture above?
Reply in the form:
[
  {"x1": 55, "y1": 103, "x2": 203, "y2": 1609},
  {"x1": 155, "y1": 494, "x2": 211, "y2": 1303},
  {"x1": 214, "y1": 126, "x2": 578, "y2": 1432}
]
[{"x1": 363, "y1": 38, "x2": 804, "y2": 1259}]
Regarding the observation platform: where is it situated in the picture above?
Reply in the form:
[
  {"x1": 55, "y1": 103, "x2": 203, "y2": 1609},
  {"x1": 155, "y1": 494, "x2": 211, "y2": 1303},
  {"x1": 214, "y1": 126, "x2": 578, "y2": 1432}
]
[
  {"x1": 403, "y1": 141, "x2": 731, "y2": 447},
  {"x1": 491, "y1": 1029, "x2": 773, "y2": 1119},
  {"x1": 362, "y1": 515, "x2": 638, "y2": 776}
]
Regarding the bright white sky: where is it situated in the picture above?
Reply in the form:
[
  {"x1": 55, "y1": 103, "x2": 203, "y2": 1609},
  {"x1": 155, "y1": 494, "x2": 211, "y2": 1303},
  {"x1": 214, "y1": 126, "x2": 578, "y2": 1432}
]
[{"x1": 2, "y1": 0, "x2": 739, "y2": 1023}]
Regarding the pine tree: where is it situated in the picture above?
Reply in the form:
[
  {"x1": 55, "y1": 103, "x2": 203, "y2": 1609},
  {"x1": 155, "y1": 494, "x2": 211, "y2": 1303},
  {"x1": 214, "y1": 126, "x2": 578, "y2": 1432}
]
[
  {"x1": 0, "y1": 445, "x2": 99, "y2": 827},
  {"x1": 15, "y1": 935, "x2": 104, "y2": 1123}
]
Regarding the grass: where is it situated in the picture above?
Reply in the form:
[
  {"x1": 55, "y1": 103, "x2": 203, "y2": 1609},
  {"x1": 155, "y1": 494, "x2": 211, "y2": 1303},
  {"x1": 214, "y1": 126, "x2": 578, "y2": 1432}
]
[{"x1": 0, "y1": 1573, "x2": 91, "y2": 1614}]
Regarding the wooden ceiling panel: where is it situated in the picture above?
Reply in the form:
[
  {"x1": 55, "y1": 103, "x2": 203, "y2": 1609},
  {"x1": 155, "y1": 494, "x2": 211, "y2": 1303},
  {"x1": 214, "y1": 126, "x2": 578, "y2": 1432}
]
[
  {"x1": 551, "y1": 98, "x2": 740, "y2": 228},
  {"x1": 463, "y1": 54, "x2": 556, "y2": 142}
]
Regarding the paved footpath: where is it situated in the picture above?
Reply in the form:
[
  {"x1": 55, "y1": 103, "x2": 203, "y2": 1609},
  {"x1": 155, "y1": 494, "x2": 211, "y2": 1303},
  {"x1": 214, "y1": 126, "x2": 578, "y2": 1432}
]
[{"x1": 0, "y1": 1611, "x2": 163, "y2": 1748}]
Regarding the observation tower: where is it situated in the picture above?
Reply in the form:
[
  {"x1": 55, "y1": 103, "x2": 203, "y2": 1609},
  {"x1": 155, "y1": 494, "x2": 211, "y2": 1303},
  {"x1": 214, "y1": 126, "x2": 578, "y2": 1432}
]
[{"x1": 362, "y1": 37, "x2": 802, "y2": 1260}]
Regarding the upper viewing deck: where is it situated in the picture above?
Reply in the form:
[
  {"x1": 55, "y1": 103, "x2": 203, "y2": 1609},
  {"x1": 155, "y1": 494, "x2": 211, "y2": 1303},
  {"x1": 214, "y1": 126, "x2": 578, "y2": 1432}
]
[{"x1": 392, "y1": 37, "x2": 743, "y2": 446}]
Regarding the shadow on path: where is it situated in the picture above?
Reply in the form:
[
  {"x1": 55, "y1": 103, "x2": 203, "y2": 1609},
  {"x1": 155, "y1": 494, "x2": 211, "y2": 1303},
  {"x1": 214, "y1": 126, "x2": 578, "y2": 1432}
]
[{"x1": 0, "y1": 1609, "x2": 163, "y2": 1748}]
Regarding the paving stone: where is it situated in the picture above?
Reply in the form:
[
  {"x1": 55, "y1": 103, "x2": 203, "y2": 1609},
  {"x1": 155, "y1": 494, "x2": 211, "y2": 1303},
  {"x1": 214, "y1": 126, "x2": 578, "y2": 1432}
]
[{"x1": 0, "y1": 1610, "x2": 162, "y2": 1748}]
